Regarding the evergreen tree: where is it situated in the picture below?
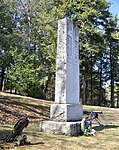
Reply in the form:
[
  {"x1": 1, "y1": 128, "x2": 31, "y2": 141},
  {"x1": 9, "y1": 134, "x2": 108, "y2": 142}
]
[
  {"x1": 0, "y1": 0, "x2": 15, "y2": 90},
  {"x1": 104, "y1": 15, "x2": 119, "y2": 107},
  {"x1": 1, "y1": 0, "x2": 119, "y2": 105}
]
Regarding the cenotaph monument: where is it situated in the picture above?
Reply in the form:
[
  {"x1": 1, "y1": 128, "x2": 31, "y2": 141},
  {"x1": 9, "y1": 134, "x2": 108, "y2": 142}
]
[{"x1": 39, "y1": 18, "x2": 83, "y2": 136}]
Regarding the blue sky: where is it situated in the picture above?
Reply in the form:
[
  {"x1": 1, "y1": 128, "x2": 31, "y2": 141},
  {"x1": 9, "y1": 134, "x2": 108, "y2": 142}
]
[{"x1": 107, "y1": 0, "x2": 119, "y2": 17}]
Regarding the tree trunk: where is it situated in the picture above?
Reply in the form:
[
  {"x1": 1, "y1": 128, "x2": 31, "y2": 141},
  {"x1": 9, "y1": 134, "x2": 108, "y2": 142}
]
[
  {"x1": 82, "y1": 79, "x2": 86, "y2": 104},
  {"x1": 90, "y1": 52, "x2": 93, "y2": 105},
  {"x1": 82, "y1": 67, "x2": 88, "y2": 105},
  {"x1": 110, "y1": 44, "x2": 115, "y2": 107},
  {"x1": 0, "y1": 67, "x2": 5, "y2": 91},
  {"x1": 99, "y1": 59, "x2": 103, "y2": 106},
  {"x1": 117, "y1": 84, "x2": 119, "y2": 108}
]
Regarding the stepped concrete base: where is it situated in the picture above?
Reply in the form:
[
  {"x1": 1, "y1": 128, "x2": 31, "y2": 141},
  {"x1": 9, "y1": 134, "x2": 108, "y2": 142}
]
[{"x1": 39, "y1": 121, "x2": 82, "y2": 136}]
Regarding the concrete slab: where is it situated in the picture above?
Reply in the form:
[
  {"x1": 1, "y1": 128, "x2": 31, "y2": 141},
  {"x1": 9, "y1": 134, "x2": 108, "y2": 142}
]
[{"x1": 39, "y1": 120, "x2": 82, "y2": 136}]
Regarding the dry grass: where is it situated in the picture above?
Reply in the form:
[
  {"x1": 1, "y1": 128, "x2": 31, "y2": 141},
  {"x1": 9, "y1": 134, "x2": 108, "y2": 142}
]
[
  {"x1": 0, "y1": 92, "x2": 52, "y2": 123},
  {"x1": 0, "y1": 92, "x2": 119, "y2": 150}
]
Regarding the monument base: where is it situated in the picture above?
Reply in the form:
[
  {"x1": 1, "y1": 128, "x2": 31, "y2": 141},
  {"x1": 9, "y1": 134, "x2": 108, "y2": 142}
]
[
  {"x1": 50, "y1": 104, "x2": 83, "y2": 121},
  {"x1": 39, "y1": 121, "x2": 83, "y2": 136}
]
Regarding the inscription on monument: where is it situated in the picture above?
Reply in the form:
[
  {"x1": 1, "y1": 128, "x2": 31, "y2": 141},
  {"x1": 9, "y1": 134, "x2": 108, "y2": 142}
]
[
  {"x1": 67, "y1": 20, "x2": 72, "y2": 33},
  {"x1": 74, "y1": 41, "x2": 79, "y2": 62},
  {"x1": 67, "y1": 35, "x2": 72, "y2": 58},
  {"x1": 74, "y1": 26, "x2": 78, "y2": 36}
]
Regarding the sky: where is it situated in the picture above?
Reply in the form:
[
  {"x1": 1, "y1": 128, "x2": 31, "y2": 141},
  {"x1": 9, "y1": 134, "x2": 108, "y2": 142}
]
[{"x1": 107, "y1": 0, "x2": 119, "y2": 17}]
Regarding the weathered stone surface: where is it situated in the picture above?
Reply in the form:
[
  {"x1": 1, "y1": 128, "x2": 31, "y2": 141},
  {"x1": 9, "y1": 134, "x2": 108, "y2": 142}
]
[
  {"x1": 39, "y1": 121, "x2": 82, "y2": 136},
  {"x1": 55, "y1": 18, "x2": 80, "y2": 104},
  {"x1": 39, "y1": 18, "x2": 83, "y2": 136},
  {"x1": 50, "y1": 104, "x2": 83, "y2": 121}
]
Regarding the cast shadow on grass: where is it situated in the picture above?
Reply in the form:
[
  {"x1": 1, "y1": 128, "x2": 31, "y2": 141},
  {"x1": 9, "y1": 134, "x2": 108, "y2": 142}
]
[
  {"x1": 0, "y1": 96, "x2": 50, "y2": 121},
  {"x1": 28, "y1": 141, "x2": 44, "y2": 145},
  {"x1": 93, "y1": 124, "x2": 119, "y2": 132},
  {"x1": 0, "y1": 130, "x2": 44, "y2": 146},
  {"x1": 15, "y1": 141, "x2": 44, "y2": 146},
  {"x1": 0, "y1": 130, "x2": 11, "y2": 139}
]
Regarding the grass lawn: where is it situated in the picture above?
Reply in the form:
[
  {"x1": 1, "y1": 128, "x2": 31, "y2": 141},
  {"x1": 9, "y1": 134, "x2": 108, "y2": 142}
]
[{"x1": 0, "y1": 92, "x2": 119, "y2": 150}]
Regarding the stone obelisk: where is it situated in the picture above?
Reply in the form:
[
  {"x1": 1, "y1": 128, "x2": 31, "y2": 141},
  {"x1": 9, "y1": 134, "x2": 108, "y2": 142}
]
[{"x1": 39, "y1": 18, "x2": 83, "y2": 136}]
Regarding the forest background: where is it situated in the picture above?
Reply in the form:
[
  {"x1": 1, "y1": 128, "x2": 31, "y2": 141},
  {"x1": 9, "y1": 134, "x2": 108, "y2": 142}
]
[{"x1": 0, "y1": 0, "x2": 119, "y2": 108}]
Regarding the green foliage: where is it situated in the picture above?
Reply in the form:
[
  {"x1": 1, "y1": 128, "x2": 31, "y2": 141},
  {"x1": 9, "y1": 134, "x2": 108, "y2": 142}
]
[{"x1": 0, "y1": 0, "x2": 119, "y2": 105}]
